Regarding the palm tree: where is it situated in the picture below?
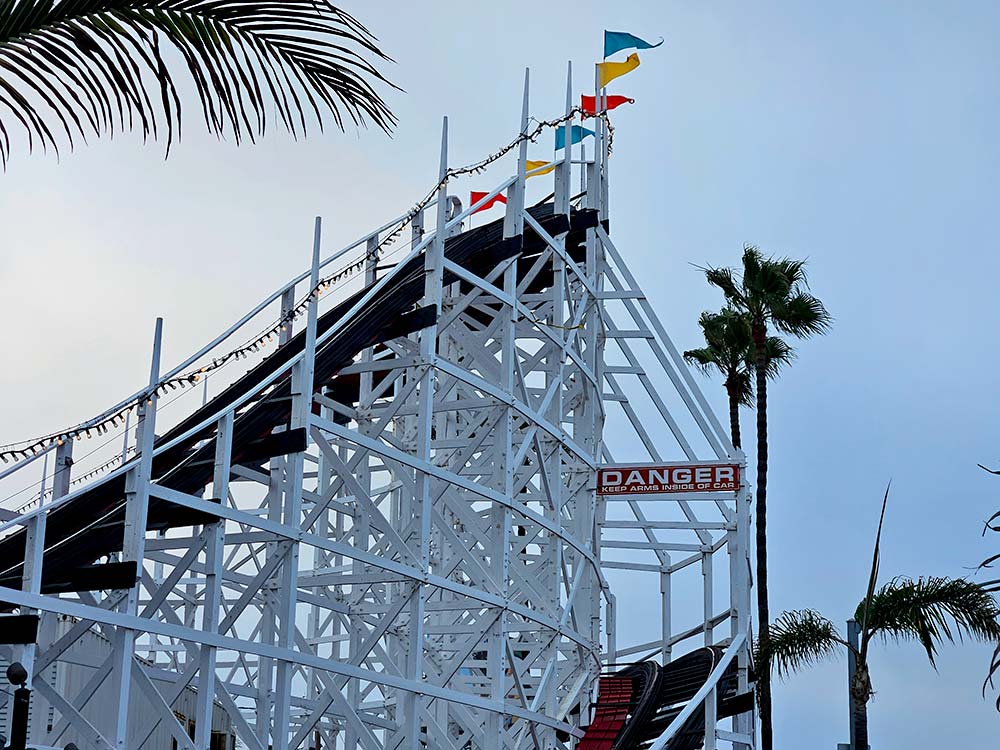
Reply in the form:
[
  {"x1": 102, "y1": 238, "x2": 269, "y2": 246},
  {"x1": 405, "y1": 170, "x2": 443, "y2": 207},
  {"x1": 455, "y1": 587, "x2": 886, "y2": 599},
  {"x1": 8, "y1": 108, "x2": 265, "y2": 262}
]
[
  {"x1": 761, "y1": 488, "x2": 1000, "y2": 749},
  {"x1": 704, "y1": 245, "x2": 831, "y2": 750},
  {"x1": 0, "y1": 1, "x2": 396, "y2": 165},
  {"x1": 683, "y1": 307, "x2": 793, "y2": 451}
]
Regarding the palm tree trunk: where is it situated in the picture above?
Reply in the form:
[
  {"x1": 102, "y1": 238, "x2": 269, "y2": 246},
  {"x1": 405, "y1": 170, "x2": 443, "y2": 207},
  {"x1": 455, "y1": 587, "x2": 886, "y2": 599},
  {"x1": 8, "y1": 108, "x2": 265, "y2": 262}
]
[
  {"x1": 752, "y1": 321, "x2": 772, "y2": 750},
  {"x1": 853, "y1": 699, "x2": 869, "y2": 750},
  {"x1": 850, "y1": 661, "x2": 872, "y2": 750},
  {"x1": 725, "y1": 384, "x2": 742, "y2": 451}
]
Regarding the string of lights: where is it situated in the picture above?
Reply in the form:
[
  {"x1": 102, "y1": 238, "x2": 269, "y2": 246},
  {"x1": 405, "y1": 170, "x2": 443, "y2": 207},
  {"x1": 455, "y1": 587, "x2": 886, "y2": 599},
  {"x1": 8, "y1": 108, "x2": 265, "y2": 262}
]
[
  {"x1": 0, "y1": 106, "x2": 615, "y2": 468},
  {"x1": 12, "y1": 447, "x2": 139, "y2": 515},
  {"x1": 5, "y1": 369, "x2": 223, "y2": 512}
]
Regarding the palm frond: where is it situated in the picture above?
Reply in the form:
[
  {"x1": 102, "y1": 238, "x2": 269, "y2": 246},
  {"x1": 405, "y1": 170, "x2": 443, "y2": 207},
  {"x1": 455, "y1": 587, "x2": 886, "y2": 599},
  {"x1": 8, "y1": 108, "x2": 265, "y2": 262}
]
[
  {"x1": 683, "y1": 346, "x2": 720, "y2": 376},
  {"x1": 772, "y1": 290, "x2": 832, "y2": 337},
  {"x1": 704, "y1": 266, "x2": 744, "y2": 306},
  {"x1": 741, "y1": 244, "x2": 764, "y2": 286},
  {"x1": 685, "y1": 308, "x2": 757, "y2": 405},
  {"x1": 987, "y1": 642, "x2": 1000, "y2": 709},
  {"x1": 856, "y1": 576, "x2": 1000, "y2": 668},
  {"x1": 772, "y1": 256, "x2": 809, "y2": 287},
  {"x1": 0, "y1": 0, "x2": 397, "y2": 164},
  {"x1": 858, "y1": 483, "x2": 891, "y2": 662},
  {"x1": 758, "y1": 609, "x2": 847, "y2": 680},
  {"x1": 762, "y1": 336, "x2": 795, "y2": 378}
]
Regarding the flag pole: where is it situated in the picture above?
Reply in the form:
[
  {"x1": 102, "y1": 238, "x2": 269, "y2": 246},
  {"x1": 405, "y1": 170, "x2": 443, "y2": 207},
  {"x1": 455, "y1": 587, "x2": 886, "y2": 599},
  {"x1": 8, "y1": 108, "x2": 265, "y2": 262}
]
[
  {"x1": 601, "y1": 67, "x2": 610, "y2": 218},
  {"x1": 593, "y1": 63, "x2": 604, "y2": 218}
]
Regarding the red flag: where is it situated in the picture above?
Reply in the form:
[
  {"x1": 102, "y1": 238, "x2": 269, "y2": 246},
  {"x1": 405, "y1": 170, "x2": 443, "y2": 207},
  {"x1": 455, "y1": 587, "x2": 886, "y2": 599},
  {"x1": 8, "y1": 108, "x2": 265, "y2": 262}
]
[
  {"x1": 581, "y1": 94, "x2": 634, "y2": 115},
  {"x1": 471, "y1": 191, "x2": 507, "y2": 214}
]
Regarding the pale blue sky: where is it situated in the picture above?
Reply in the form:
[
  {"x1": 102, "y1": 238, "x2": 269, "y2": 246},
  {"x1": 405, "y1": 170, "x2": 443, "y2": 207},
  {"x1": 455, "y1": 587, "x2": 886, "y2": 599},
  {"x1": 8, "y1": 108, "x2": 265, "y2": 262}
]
[{"x1": 2, "y1": 1, "x2": 999, "y2": 746}]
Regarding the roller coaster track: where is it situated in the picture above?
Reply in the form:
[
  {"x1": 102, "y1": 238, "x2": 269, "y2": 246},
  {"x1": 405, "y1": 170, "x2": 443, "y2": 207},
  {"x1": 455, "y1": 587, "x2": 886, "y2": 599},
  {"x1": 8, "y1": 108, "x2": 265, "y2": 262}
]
[
  {"x1": 0, "y1": 202, "x2": 588, "y2": 597},
  {"x1": 581, "y1": 644, "x2": 754, "y2": 750},
  {"x1": 0, "y1": 69, "x2": 754, "y2": 750}
]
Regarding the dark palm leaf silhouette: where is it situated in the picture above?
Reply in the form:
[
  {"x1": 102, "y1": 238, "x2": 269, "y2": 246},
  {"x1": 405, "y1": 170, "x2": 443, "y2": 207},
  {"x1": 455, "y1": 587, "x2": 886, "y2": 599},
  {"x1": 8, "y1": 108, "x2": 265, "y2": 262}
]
[
  {"x1": 977, "y1": 462, "x2": 1000, "y2": 708},
  {"x1": 684, "y1": 307, "x2": 793, "y2": 450},
  {"x1": 0, "y1": 1, "x2": 397, "y2": 164}
]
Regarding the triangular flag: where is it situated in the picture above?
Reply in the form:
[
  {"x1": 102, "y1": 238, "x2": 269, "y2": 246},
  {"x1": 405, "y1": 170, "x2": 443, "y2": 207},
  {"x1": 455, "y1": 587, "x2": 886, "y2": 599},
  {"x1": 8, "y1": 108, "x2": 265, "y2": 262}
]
[
  {"x1": 526, "y1": 160, "x2": 555, "y2": 178},
  {"x1": 598, "y1": 53, "x2": 640, "y2": 88},
  {"x1": 604, "y1": 30, "x2": 663, "y2": 58},
  {"x1": 581, "y1": 94, "x2": 634, "y2": 115},
  {"x1": 470, "y1": 191, "x2": 507, "y2": 214},
  {"x1": 555, "y1": 125, "x2": 595, "y2": 150}
]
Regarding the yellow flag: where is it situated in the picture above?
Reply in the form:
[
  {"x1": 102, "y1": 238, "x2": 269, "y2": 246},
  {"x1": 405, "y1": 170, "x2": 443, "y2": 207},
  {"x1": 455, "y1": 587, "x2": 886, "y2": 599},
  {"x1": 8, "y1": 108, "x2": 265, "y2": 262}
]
[
  {"x1": 598, "y1": 52, "x2": 640, "y2": 88},
  {"x1": 526, "y1": 160, "x2": 555, "y2": 178}
]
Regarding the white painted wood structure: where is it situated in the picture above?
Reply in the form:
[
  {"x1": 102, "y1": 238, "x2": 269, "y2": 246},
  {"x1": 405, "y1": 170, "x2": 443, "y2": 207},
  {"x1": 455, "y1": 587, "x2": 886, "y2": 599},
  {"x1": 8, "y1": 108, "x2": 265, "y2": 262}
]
[{"x1": 0, "y1": 66, "x2": 754, "y2": 750}]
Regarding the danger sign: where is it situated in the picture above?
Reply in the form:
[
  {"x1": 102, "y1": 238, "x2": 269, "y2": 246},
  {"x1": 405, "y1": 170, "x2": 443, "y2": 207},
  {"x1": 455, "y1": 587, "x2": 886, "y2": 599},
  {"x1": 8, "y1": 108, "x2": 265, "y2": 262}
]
[{"x1": 597, "y1": 463, "x2": 741, "y2": 495}]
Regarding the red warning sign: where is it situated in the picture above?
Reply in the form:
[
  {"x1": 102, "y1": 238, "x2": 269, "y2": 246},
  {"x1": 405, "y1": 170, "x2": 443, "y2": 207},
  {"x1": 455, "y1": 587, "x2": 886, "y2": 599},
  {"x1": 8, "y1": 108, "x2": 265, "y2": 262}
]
[{"x1": 597, "y1": 463, "x2": 741, "y2": 495}]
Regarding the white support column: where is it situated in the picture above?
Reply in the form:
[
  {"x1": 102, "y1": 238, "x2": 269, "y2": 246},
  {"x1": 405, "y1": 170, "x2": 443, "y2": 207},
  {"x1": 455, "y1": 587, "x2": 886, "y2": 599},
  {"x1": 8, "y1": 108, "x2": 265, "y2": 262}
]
[
  {"x1": 344, "y1": 233, "x2": 377, "y2": 750},
  {"x1": 273, "y1": 218, "x2": 322, "y2": 750},
  {"x1": 660, "y1": 569, "x2": 672, "y2": 665},
  {"x1": 491, "y1": 68, "x2": 530, "y2": 750},
  {"x1": 194, "y1": 410, "x2": 232, "y2": 750},
  {"x1": 279, "y1": 286, "x2": 296, "y2": 346},
  {"x1": 606, "y1": 592, "x2": 617, "y2": 669},
  {"x1": 587, "y1": 63, "x2": 609, "y2": 654},
  {"x1": 542, "y1": 62, "x2": 571, "y2": 742},
  {"x1": 257, "y1": 279, "x2": 295, "y2": 741},
  {"x1": 18, "y1": 439, "x2": 71, "y2": 745},
  {"x1": 6, "y1": 455, "x2": 49, "y2": 743},
  {"x1": 554, "y1": 62, "x2": 573, "y2": 217},
  {"x1": 52, "y1": 438, "x2": 73, "y2": 499},
  {"x1": 259, "y1": 280, "x2": 294, "y2": 740},
  {"x1": 704, "y1": 684, "x2": 718, "y2": 750},
  {"x1": 703, "y1": 549, "x2": 714, "y2": 647},
  {"x1": 731, "y1": 454, "x2": 753, "y2": 749},
  {"x1": 598, "y1": 70, "x2": 609, "y2": 221},
  {"x1": 401, "y1": 117, "x2": 449, "y2": 750},
  {"x1": 111, "y1": 316, "x2": 163, "y2": 750}
]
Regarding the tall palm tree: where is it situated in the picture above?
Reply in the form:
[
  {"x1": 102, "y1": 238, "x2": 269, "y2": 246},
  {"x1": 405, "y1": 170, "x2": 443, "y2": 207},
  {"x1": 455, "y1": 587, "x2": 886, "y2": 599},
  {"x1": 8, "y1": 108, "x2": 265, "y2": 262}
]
[
  {"x1": 761, "y1": 488, "x2": 1000, "y2": 749},
  {"x1": 683, "y1": 307, "x2": 793, "y2": 451},
  {"x1": 0, "y1": 1, "x2": 396, "y2": 165},
  {"x1": 704, "y1": 245, "x2": 831, "y2": 749}
]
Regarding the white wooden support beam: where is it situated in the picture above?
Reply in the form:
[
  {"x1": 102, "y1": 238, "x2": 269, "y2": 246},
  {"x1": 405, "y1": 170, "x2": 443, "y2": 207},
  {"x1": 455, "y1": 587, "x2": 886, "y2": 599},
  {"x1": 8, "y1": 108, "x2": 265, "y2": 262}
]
[
  {"x1": 273, "y1": 217, "x2": 323, "y2": 750},
  {"x1": 194, "y1": 410, "x2": 232, "y2": 750},
  {"x1": 111, "y1": 316, "x2": 162, "y2": 750}
]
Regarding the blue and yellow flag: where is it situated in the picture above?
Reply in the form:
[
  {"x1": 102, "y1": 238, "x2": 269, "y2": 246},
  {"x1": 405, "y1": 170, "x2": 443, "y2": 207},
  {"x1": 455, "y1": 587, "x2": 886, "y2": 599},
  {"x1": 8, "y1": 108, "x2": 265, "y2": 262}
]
[{"x1": 604, "y1": 30, "x2": 663, "y2": 58}]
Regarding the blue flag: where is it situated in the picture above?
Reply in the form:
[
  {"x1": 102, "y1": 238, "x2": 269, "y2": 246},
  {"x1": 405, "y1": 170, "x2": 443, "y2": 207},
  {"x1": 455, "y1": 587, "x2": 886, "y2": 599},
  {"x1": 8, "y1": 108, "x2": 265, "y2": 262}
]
[
  {"x1": 555, "y1": 125, "x2": 595, "y2": 150},
  {"x1": 604, "y1": 30, "x2": 663, "y2": 58}
]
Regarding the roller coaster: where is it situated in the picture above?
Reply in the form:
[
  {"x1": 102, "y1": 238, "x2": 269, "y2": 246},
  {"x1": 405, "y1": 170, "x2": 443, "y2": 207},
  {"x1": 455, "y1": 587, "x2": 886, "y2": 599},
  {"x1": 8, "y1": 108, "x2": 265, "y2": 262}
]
[{"x1": 0, "y1": 67, "x2": 755, "y2": 750}]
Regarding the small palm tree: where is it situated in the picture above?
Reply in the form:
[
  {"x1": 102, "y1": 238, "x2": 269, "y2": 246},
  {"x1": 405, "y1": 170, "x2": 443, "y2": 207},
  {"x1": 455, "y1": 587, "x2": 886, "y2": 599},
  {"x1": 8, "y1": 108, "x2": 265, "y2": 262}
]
[
  {"x1": 0, "y1": 1, "x2": 396, "y2": 165},
  {"x1": 704, "y1": 245, "x2": 831, "y2": 750},
  {"x1": 683, "y1": 307, "x2": 793, "y2": 451},
  {"x1": 761, "y1": 487, "x2": 1000, "y2": 749}
]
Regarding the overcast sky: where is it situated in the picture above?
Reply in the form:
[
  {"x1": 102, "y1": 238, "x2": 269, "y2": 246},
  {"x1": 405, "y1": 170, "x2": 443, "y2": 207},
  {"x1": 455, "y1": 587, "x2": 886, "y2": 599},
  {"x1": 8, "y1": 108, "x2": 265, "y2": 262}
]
[{"x1": 2, "y1": 1, "x2": 999, "y2": 746}]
